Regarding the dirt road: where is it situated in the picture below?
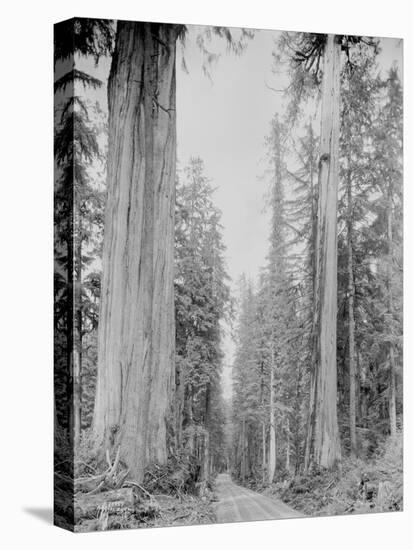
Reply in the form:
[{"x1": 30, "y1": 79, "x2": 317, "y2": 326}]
[{"x1": 214, "y1": 474, "x2": 303, "y2": 523}]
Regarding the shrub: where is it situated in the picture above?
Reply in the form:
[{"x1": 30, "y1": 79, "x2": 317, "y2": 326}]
[{"x1": 263, "y1": 432, "x2": 402, "y2": 517}]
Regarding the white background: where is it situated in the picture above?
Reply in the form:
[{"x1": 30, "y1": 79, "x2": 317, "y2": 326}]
[{"x1": 0, "y1": 0, "x2": 410, "y2": 548}]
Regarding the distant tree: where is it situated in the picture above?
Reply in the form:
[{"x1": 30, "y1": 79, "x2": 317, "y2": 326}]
[
  {"x1": 232, "y1": 277, "x2": 261, "y2": 482},
  {"x1": 285, "y1": 121, "x2": 319, "y2": 474},
  {"x1": 263, "y1": 116, "x2": 291, "y2": 481},
  {"x1": 232, "y1": 116, "x2": 304, "y2": 482},
  {"x1": 174, "y1": 157, "x2": 231, "y2": 484},
  {"x1": 334, "y1": 59, "x2": 402, "y2": 455},
  {"x1": 277, "y1": 32, "x2": 379, "y2": 471},
  {"x1": 371, "y1": 68, "x2": 403, "y2": 436},
  {"x1": 337, "y1": 45, "x2": 381, "y2": 455}
]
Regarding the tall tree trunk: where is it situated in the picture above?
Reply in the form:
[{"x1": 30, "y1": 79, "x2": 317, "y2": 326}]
[
  {"x1": 241, "y1": 418, "x2": 246, "y2": 482},
  {"x1": 201, "y1": 385, "x2": 211, "y2": 483},
  {"x1": 65, "y1": 230, "x2": 74, "y2": 436},
  {"x1": 293, "y1": 357, "x2": 303, "y2": 476},
  {"x1": 305, "y1": 34, "x2": 341, "y2": 471},
  {"x1": 174, "y1": 361, "x2": 185, "y2": 451},
  {"x1": 268, "y1": 345, "x2": 276, "y2": 483},
  {"x1": 186, "y1": 385, "x2": 195, "y2": 454},
  {"x1": 309, "y1": 122, "x2": 318, "y2": 298},
  {"x1": 74, "y1": 239, "x2": 82, "y2": 449},
  {"x1": 358, "y1": 351, "x2": 367, "y2": 428},
  {"x1": 262, "y1": 421, "x2": 266, "y2": 484},
  {"x1": 245, "y1": 427, "x2": 250, "y2": 478},
  {"x1": 202, "y1": 430, "x2": 210, "y2": 483},
  {"x1": 93, "y1": 22, "x2": 180, "y2": 481},
  {"x1": 285, "y1": 416, "x2": 291, "y2": 472},
  {"x1": 260, "y1": 360, "x2": 266, "y2": 483},
  {"x1": 387, "y1": 185, "x2": 397, "y2": 436},
  {"x1": 346, "y1": 163, "x2": 357, "y2": 457}
]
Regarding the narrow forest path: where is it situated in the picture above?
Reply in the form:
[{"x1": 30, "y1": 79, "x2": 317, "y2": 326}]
[{"x1": 214, "y1": 474, "x2": 303, "y2": 523}]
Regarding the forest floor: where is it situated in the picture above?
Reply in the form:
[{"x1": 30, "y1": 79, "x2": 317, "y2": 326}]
[
  {"x1": 74, "y1": 473, "x2": 302, "y2": 531},
  {"x1": 74, "y1": 491, "x2": 216, "y2": 532},
  {"x1": 256, "y1": 433, "x2": 403, "y2": 518},
  {"x1": 72, "y1": 443, "x2": 218, "y2": 532},
  {"x1": 132, "y1": 493, "x2": 216, "y2": 529},
  {"x1": 72, "y1": 433, "x2": 402, "y2": 531},
  {"x1": 214, "y1": 474, "x2": 303, "y2": 523}
]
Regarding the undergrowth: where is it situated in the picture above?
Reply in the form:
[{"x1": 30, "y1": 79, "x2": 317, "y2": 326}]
[
  {"x1": 74, "y1": 436, "x2": 217, "y2": 530},
  {"x1": 262, "y1": 432, "x2": 402, "y2": 517}
]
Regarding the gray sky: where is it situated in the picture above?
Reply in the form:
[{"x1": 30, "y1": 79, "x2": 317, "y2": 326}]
[
  {"x1": 177, "y1": 28, "x2": 284, "y2": 285},
  {"x1": 177, "y1": 29, "x2": 402, "y2": 286},
  {"x1": 79, "y1": 27, "x2": 402, "y2": 399},
  {"x1": 176, "y1": 28, "x2": 402, "y2": 397},
  {"x1": 176, "y1": 28, "x2": 287, "y2": 397}
]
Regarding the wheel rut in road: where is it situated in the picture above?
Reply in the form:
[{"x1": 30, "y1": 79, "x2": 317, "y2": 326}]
[{"x1": 214, "y1": 473, "x2": 303, "y2": 524}]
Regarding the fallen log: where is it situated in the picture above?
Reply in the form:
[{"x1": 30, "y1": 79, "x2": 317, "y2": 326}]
[{"x1": 75, "y1": 487, "x2": 136, "y2": 519}]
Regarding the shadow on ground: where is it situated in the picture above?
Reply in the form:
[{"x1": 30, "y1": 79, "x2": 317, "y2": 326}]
[{"x1": 24, "y1": 507, "x2": 53, "y2": 524}]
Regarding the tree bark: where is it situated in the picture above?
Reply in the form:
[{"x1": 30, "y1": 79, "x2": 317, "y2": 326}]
[
  {"x1": 293, "y1": 357, "x2": 303, "y2": 475},
  {"x1": 201, "y1": 385, "x2": 211, "y2": 483},
  {"x1": 241, "y1": 418, "x2": 246, "y2": 482},
  {"x1": 304, "y1": 34, "x2": 342, "y2": 470},
  {"x1": 186, "y1": 385, "x2": 195, "y2": 454},
  {"x1": 202, "y1": 430, "x2": 210, "y2": 483},
  {"x1": 346, "y1": 162, "x2": 357, "y2": 457},
  {"x1": 358, "y1": 351, "x2": 368, "y2": 428},
  {"x1": 262, "y1": 421, "x2": 266, "y2": 483},
  {"x1": 268, "y1": 345, "x2": 276, "y2": 483},
  {"x1": 387, "y1": 184, "x2": 397, "y2": 436},
  {"x1": 74, "y1": 236, "x2": 82, "y2": 449},
  {"x1": 73, "y1": 341, "x2": 82, "y2": 448},
  {"x1": 93, "y1": 22, "x2": 180, "y2": 481},
  {"x1": 309, "y1": 122, "x2": 318, "y2": 298},
  {"x1": 260, "y1": 359, "x2": 266, "y2": 483},
  {"x1": 285, "y1": 416, "x2": 291, "y2": 472},
  {"x1": 65, "y1": 220, "x2": 74, "y2": 436},
  {"x1": 174, "y1": 360, "x2": 185, "y2": 451}
]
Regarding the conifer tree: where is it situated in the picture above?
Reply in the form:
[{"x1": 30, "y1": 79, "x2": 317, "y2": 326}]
[
  {"x1": 338, "y1": 45, "x2": 381, "y2": 455},
  {"x1": 92, "y1": 22, "x2": 251, "y2": 480},
  {"x1": 232, "y1": 277, "x2": 261, "y2": 481},
  {"x1": 54, "y1": 17, "x2": 113, "y2": 526},
  {"x1": 54, "y1": 17, "x2": 113, "y2": 445},
  {"x1": 371, "y1": 68, "x2": 403, "y2": 436},
  {"x1": 174, "y1": 158, "x2": 231, "y2": 483}
]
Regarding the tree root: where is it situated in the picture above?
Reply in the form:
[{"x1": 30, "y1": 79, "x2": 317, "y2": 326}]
[{"x1": 75, "y1": 447, "x2": 126, "y2": 494}]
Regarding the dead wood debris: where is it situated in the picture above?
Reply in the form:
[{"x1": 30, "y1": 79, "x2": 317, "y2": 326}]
[{"x1": 74, "y1": 447, "x2": 217, "y2": 532}]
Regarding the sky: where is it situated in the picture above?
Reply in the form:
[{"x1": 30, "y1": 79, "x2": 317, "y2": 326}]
[
  {"x1": 177, "y1": 28, "x2": 286, "y2": 285},
  {"x1": 176, "y1": 28, "x2": 287, "y2": 397},
  {"x1": 78, "y1": 27, "x2": 402, "y2": 399},
  {"x1": 175, "y1": 27, "x2": 402, "y2": 397},
  {"x1": 177, "y1": 29, "x2": 402, "y2": 285}
]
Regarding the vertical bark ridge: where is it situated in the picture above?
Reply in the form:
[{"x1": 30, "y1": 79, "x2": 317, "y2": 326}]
[
  {"x1": 93, "y1": 22, "x2": 178, "y2": 481},
  {"x1": 305, "y1": 34, "x2": 342, "y2": 470},
  {"x1": 347, "y1": 156, "x2": 357, "y2": 456}
]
